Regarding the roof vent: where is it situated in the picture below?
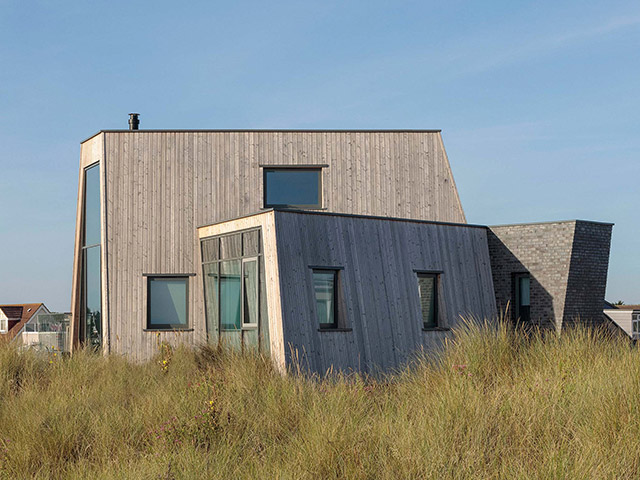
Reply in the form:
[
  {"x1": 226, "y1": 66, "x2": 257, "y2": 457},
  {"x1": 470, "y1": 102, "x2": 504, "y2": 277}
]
[{"x1": 128, "y1": 113, "x2": 140, "y2": 131}]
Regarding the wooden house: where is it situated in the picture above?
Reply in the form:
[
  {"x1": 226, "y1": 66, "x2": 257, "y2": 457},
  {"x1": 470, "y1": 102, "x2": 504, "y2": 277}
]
[{"x1": 70, "y1": 121, "x2": 613, "y2": 371}]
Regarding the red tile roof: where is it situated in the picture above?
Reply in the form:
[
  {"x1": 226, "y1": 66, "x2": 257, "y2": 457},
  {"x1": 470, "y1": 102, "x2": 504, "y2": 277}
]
[{"x1": 0, "y1": 304, "x2": 46, "y2": 340}]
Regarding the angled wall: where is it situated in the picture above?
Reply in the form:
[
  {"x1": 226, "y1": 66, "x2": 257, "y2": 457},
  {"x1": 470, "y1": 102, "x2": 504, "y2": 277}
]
[
  {"x1": 272, "y1": 210, "x2": 496, "y2": 374},
  {"x1": 488, "y1": 220, "x2": 613, "y2": 331}
]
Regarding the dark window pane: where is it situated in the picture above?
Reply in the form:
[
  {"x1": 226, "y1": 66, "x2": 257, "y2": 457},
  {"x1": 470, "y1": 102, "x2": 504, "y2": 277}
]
[
  {"x1": 201, "y1": 238, "x2": 219, "y2": 263},
  {"x1": 148, "y1": 277, "x2": 188, "y2": 328},
  {"x1": 220, "y1": 233, "x2": 242, "y2": 259},
  {"x1": 313, "y1": 270, "x2": 336, "y2": 328},
  {"x1": 84, "y1": 246, "x2": 102, "y2": 346},
  {"x1": 417, "y1": 274, "x2": 437, "y2": 328},
  {"x1": 519, "y1": 276, "x2": 530, "y2": 307},
  {"x1": 242, "y1": 230, "x2": 260, "y2": 256},
  {"x1": 203, "y1": 263, "x2": 219, "y2": 337},
  {"x1": 515, "y1": 274, "x2": 531, "y2": 322},
  {"x1": 220, "y1": 260, "x2": 241, "y2": 330},
  {"x1": 264, "y1": 169, "x2": 321, "y2": 207},
  {"x1": 243, "y1": 259, "x2": 258, "y2": 325},
  {"x1": 83, "y1": 164, "x2": 101, "y2": 246}
]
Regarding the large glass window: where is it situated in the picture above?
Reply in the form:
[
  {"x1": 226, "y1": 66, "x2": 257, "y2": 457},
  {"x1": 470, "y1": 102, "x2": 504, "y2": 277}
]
[
  {"x1": 201, "y1": 230, "x2": 262, "y2": 338},
  {"x1": 313, "y1": 269, "x2": 338, "y2": 329},
  {"x1": 264, "y1": 168, "x2": 321, "y2": 208},
  {"x1": 514, "y1": 273, "x2": 531, "y2": 323},
  {"x1": 147, "y1": 277, "x2": 189, "y2": 330},
  {"x1": 417, "y1": 273, "x2": 439, "y2": 329},
  {"x1": 81, "y1": 163, "x2": 102, "y2": 349}
]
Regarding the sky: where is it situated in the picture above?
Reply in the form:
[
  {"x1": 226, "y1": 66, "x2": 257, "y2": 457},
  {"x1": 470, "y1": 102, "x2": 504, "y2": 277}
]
[{"x1": 0, "y1": 0, "x2": 638, "y2": 312}]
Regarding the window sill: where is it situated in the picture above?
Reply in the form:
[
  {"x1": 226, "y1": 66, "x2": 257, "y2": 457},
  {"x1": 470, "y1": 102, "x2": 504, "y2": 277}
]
[
  {"x1": 143, "y1": 328, "x2": 194, "y2": 333},
  {"x1": 317, "y1": 328, "x2": 353, "y2": 332},
  {"x1": 422, "y1": 327, "x2": 450, "y2": 332}
]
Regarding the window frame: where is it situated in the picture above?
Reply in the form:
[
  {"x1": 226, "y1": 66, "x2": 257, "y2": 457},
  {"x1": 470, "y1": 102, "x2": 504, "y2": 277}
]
[
  {"x1": 311, "y1": 267, "x2": 349, "y2": 331},
  {"x1": 241, "y1": 256, "x2": 259, "y2": 329},
  {"x1": 200, "y1": 228, "x2": 263, "y2": 338},
  {"x1": 415, "y1": 271, "x2": 442, "y2": 331},
  {"x1": 263, "y1": 167, "x2": 323, "y2": 209},
  {"x1": 513, "y1": 272, "x2": 531, "y2": 323},
  {"x1": 0, "y1": 317, "x2": 7, "y2": 333},
  {"x1": 80, "y1": 162, "x2": 102, "y2": 349},
  {"x1": 144, "y1": 274, "x2": 193, "y2": 331}
]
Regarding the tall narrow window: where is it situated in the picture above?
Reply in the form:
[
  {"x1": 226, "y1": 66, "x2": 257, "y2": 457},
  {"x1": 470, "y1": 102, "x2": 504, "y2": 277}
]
[
  {"x1": 147, "y1": 276, "x2": 189, "y2": 330},
  {"x1": 81, "y1": 164, "x2": 102, "y2": 349},
  {"x1": 220, "y1": 260, "x2": 242, "y2": 330},
  {"x1": 417, "y1": 273, "x2": 439, "y2": 329},
  {"x1": 313, "y1": 269, "x2": 338, "y2": 329},
  {"x1": 243, "y1": 258, "x2": 258, "y2": 327},
  {"x1": 264, "y1": 168, "x2": 322, "y2": 208},
  {"x1": 514, "y1": 273, "x2": 531, "y2": 322}
]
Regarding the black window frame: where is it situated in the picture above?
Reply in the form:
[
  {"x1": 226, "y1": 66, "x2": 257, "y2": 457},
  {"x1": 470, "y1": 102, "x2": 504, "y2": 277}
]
[
  {"x1": 513, "y1": 272, "x2": 531, "y2": 323},
  {"x1": 80, "y1": 162, "x2": 102, "y2": 349},
  {"x1": 263, "y1": 167, "x2": 323, "y2": 209},
  {"x1": 145, "y1": 274, "x2": 192, "y2": 331},
  {"x1": 416, "y1": 271, "x2": 441, "y2": 331},
  {"x1": 311, "y1": 267, "x2": 345, "y2": 331}
]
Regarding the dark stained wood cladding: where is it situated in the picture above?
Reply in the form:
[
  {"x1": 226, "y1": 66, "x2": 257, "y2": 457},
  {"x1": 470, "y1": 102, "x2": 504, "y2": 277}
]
[
  {"x1": 273, "y1": 210, "x2": 496, "y2": 374},
  {"x1": 100, "y1": 131, "x2": 466, "y2": 361}
]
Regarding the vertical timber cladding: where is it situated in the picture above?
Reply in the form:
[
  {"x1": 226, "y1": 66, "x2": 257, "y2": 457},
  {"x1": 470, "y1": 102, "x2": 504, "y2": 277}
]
[
  {"x1": 272, "y1": 210, "x2": 496, "y2": 374},
  {"x1": 100, "y1": 131, "x2": 466, "y2": 361},
  {"x1": 487, "y1": 220, "x2": 613, "y2": 331}
]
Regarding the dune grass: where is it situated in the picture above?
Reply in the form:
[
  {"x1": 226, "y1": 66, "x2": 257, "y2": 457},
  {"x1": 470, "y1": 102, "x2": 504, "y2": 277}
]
[{"x1": 0, "y1": 322, "x2": 639, "y2": 479}]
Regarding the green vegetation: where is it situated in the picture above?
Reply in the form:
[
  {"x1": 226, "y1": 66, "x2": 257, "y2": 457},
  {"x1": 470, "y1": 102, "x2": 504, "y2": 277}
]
[{"x1": 1, "y1": 323, "x2": 639, "y2": 479}]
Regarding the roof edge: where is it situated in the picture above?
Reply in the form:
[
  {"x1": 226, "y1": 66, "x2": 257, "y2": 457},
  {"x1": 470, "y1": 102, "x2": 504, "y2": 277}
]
[
  {"x1": 489, "y1": 219, "x2": 614, "y2": 228},
  {"x1": 82, "y1": 129, "x2": 443, "y2": 144},
  {"x1": 197, "y1": 208, "x2": 487, "y2": 231}
]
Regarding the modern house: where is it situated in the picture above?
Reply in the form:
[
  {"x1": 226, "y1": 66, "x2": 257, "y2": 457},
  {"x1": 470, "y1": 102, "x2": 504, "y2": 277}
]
[{"x1": 70, "y1": 118, "x2": 613, "y2": 372}]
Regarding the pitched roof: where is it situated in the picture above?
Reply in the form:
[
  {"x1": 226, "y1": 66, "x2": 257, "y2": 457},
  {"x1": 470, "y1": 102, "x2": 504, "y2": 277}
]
[
  {"x1": 0, "y1": 303, "x2": 46, "y2": 340},
  {"x1": 612, "y1": 305, "x2": 640, "y2": 311}
]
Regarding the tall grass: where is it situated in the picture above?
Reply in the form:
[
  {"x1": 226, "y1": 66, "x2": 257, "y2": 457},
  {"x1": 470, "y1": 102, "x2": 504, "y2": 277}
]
[{"x1": 1, "y1": 322, "x2": 639, "y2": 479}]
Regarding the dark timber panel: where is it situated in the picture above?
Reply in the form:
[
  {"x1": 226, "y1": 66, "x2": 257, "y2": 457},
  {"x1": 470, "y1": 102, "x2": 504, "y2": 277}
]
[{"x1": 273, "y1": 211, "x2": 496, "y2": 374}]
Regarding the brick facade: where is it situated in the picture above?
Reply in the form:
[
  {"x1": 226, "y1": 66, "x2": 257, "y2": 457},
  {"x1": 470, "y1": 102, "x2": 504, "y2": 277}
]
[{"x1": 487, "y1": 221, "x2": 612, "y2": 331}]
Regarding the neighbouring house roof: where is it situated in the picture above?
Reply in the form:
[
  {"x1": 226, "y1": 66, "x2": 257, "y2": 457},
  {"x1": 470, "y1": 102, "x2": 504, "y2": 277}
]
[
  {"x1": 612, "y1": 305, "x2": 640, "y2": 311},
  {"x1": 0, "y1": 303, "x2": 46, "y2": 340}
]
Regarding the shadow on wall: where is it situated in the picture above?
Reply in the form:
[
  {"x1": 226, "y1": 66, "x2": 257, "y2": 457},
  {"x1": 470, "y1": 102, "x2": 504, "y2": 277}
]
[{"x1": 487, "y1": 231, "x2": 556, "y2": 330}]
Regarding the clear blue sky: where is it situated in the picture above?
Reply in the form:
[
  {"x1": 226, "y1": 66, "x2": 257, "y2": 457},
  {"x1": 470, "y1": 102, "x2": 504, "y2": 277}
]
[{"x1": 0, "y1": 1, "x2": 638, "y2": 312}]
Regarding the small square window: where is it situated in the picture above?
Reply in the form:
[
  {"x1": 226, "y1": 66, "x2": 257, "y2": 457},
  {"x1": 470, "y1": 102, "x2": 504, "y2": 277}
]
[
  {"x1": 313, "y1": 269, "x2": 339, "y2": 329},
  {"x1": 147, "y1": 276, "x2": 189, "y2": 330},
  {"x1": 0, "y1": 318, "x2": 7, "y2": 333},
  {"x1": 417, "y1": 273, "x2": 439, "y2": 329},
  {"x1": 264, "y1": 168, "x2": 322, "y2": 208}
]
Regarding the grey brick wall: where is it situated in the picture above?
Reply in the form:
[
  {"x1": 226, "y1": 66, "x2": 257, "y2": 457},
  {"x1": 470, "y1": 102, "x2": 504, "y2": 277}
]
[
  {"x1": 563, "y1": 221, "x2": 613, "y2": 329},
  {"x1": 487, "y1": 221, "x2": 612, "y2": 331}
]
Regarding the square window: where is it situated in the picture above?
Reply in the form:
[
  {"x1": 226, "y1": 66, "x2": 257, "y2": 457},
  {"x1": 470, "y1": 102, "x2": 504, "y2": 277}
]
[
  {"x1": 417, "y1": 273, "x2": 439, "y2": 329},
  {"x1": 313, "y1": 269, "x2": 338, "y2": 329},
  {"x1": 0, "y1": 318, "x2": 7, "y2": 333},
  {"x1": 147, "y1": 276, "x2": 189, "y2": 330},
  {"x1": 264, "y1": 168, "x2": 322, "y2": 208}
]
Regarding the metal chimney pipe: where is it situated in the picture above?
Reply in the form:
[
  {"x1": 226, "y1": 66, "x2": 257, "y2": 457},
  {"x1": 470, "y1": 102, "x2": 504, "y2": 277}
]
[{"x1": 128, "y1": 113, "x2": 140, "y2": 131}]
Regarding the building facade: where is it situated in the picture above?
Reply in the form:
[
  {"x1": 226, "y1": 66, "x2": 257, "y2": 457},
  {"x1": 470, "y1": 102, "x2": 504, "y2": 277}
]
[{"x1": 70, "y1": 127, "x2": 613, "y2": 371}]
